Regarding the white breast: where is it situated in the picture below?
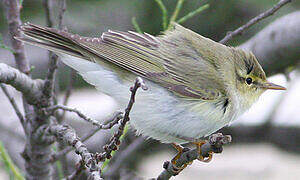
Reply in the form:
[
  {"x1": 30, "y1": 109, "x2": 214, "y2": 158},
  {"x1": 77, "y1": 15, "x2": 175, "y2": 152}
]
[{"x1": 59, "y1": 55, "x2": 238, "y2": 144}]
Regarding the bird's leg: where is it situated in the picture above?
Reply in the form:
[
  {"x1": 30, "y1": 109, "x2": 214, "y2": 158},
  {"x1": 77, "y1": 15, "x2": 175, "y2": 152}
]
[
  {"x1": 192, "y1": 141, "x2": 213, "y2": 163},
  {"x1": 170, "y1": 143, "x2": 192, "y2": 173}
]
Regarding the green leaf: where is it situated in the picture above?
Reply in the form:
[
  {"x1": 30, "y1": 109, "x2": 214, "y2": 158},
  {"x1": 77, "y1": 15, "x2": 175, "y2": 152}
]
[
  {"x1": 0, "y1": 142, "x2": 24, "y2": 180},
  {"x1": 177, "y1": 4, "x2": 210, "y2": 24},
  {"x1": 154, "y1": 0, "x2": 168, "y2": 30},
  {"x1": 131, "y1": 17, "x2": 143, "y2": 34},
  {"x1": 169, "y1": 0, "x2": 185, "y2": 26}
]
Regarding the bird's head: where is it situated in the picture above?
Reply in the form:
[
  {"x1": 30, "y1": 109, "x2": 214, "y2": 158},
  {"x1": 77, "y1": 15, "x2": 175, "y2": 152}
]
[{"x1": 232, "y1": 48, "x2": 286, "y2": 105}]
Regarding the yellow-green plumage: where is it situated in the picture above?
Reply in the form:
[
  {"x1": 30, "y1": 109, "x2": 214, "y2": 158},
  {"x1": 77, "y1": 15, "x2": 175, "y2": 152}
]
[{"x1": 17, "y1": 23, "x2": 285, "y2": 144}]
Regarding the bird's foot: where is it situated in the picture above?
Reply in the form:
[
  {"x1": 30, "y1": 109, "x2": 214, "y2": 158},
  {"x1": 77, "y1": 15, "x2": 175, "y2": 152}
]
[
  {"x1": 170, "y1": 143, "x2": 192, "y2": 174},
  {"x1": 192, "y1": 141, "x2": 213, "y2": 163}
]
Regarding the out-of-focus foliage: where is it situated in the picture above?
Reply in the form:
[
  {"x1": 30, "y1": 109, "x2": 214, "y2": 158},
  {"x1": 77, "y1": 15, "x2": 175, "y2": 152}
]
[
  {"x1": 1, "y1": 0, "x2": 297, "y2": 42},
  {"x1": 0, "y1": 0, "x2": 297, "y2": 89}
]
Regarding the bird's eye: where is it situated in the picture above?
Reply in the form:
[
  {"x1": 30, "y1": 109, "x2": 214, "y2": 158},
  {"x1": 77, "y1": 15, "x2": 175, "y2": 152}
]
[{"x1": 246, "y1": 77, "x2": 253, "y2": 85}]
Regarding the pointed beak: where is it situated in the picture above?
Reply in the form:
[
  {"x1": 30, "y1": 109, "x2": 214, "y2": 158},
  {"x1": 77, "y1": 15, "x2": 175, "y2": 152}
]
[{"x1": 262, "y1": 82, "x2": 286, "y2": 90}]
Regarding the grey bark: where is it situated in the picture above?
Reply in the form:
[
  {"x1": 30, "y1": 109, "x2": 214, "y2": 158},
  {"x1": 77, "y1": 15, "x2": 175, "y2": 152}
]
[
  {"x1": 0, "y1": 63, "x2": 44, "y2": 105},
  {"x1": 3, "y1": 0, "x2": 54, "y2": 179}
]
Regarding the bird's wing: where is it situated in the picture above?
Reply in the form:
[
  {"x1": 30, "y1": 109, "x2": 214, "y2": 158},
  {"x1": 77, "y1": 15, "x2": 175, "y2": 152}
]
[
  {"x1": 19, "y1": 23, "x2": 225, "y2": 100},
  {"x1": 98, "y1": 24, "x2": 225, "y2": 100}
]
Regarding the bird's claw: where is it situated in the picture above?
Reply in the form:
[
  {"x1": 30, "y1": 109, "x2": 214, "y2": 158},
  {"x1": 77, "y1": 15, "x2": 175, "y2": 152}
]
[
  {"x1": 193, "y1": 141, "x2": 214, "y2": 163},
  {"x1": 170, "y1": 143, "x2": 192, "y2": 174}
]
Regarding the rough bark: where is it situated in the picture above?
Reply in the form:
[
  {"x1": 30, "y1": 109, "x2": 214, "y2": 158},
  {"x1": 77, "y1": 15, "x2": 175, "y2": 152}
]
[{"x1": 3, "y1": 0, "x2": 54, "y2": 179}]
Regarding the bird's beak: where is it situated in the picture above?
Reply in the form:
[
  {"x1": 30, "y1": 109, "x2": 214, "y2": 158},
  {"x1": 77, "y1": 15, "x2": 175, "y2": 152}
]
[{"x1": 262, "y1": 82, "x2": 286, "y2": 90}]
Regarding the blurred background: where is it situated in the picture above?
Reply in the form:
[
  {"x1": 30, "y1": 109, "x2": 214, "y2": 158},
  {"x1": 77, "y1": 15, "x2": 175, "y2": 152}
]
[{"x1": 0, "y1": 0, "x2": 299, "y2": 179}]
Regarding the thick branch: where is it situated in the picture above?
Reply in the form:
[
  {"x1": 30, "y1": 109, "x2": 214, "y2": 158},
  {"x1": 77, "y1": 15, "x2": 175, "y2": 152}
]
[
  {"x1": 157, "y1": 133, "x2": 231, "y2": 180},
  {"x1": 0, "y1": 63, "x2": 44, "y2": 105},
  {"x1": 239, "y1": 11, "x2": 300, "y2": 75},
  {"x1": 219, "y1": 0, "x2": 291, "y2": 44}
]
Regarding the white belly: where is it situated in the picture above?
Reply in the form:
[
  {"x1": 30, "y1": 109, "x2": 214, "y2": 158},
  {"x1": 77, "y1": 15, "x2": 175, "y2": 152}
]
[{"x1": 60, "y1": 55, "x2": 237, "y2": 144}]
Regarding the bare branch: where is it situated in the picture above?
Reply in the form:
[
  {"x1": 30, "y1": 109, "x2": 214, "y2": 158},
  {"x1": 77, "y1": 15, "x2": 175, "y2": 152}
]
[
  {"x1": 59, "y1": 69, "x2": 76, "y2": 122},
  {"x1": 47, "y1": 105, "x2": 121, "y2": 128},
  {"x1": 157, "y1": 133, "x2": 232, "y2": 180},
  {"x1": 42, "y1": 0, "x2": 53, "y2": 27},
  {"x1": 58, "y1": 0, "x2": 67, "y2": 29},
  {"x1": 42, "y1": 0, "x2": 67, "y2": 101},
  {"x1": 47, "y1": 124, "x2": 101, "y2": 176},
  {"x1": 63, "y1": 70, "x2": 76, "y2": 106},
  {"x1": 3, "y1": 0, "x2": 30, "y2": 74},
  {"x1": 0, "y1": 63, "x2": 44, "y2": 105},
  {"x1": 219, "y1": 0, "x2": 292, "y2": 44},
  {"x1": 47, "y1": 122, "x2": 106, "y2": 180},
  {"x1": 49, "y1": 112, "x2": 123, "y2": 163},
  {"x1": 95, "y1": 77, "x2": 147, "y2": 162},
  {"x1": 239, "y1": 11, "x2": 300, "y2": 75},
  {"x1": 0, "y1": 84, "x2": 24, "y2": 124}
]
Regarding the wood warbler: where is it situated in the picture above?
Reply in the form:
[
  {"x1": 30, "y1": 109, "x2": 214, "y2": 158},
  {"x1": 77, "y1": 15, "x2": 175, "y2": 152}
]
[{"x1": 17, "y1": 23, "x2": 285, "y2": 146}]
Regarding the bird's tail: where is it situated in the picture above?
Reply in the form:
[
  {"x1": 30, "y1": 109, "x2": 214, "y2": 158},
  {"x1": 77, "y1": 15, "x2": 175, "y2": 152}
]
[
  {"x1": 17, "y1": 23, "x2": 165, "y2": 78},
  {"x1": 17, "y1": 23, "x2": 98, "y2": 61}
]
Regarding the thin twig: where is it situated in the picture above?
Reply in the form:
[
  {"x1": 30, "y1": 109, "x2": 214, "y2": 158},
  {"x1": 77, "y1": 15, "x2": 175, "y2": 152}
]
[
  {"x1": 42, "y1": 0, "x2": 53, "y2": 27},
  {"x1": 42, "y1": 0, "x2": 67, "y2": 101},
  {"x1": 95, "y1": 77, "x2": 147, "y2": 162},
  {"x1": 58, "y1": 0, "x2": 66, "y2": 29},
  {"x1": 157, "y1": 133, "x2": 232, "y2": 180},
  {"x1": 59, "y1": 69, "x2": 76, "y2": 122},
  {"x1": 62, "y1": 70, "x2": 76, "y2": 106},
  {"x1": 49, "y1": 112, "x2": 123, "y2": 163},
  {"x1": 101, "y1": 124, "x2": 129, "y2": 171},
  {"x1": 219, "y1": 0, "x2": 292, "y2": 44},
  {"x1": 154, "y1": 0, "x2": 168, "y2": 30},
  {"x1": 0, "y1": 84, "x2": 24, "y2": 124},
  {"x1": 47, "y1": 105, "x2": 121, "y2": 128}
]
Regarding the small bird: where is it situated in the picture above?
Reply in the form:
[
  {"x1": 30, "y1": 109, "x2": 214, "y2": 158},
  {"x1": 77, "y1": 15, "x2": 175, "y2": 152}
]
[{"x1": 17, "y1": 23, "x2": 285, "y2": 163}]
